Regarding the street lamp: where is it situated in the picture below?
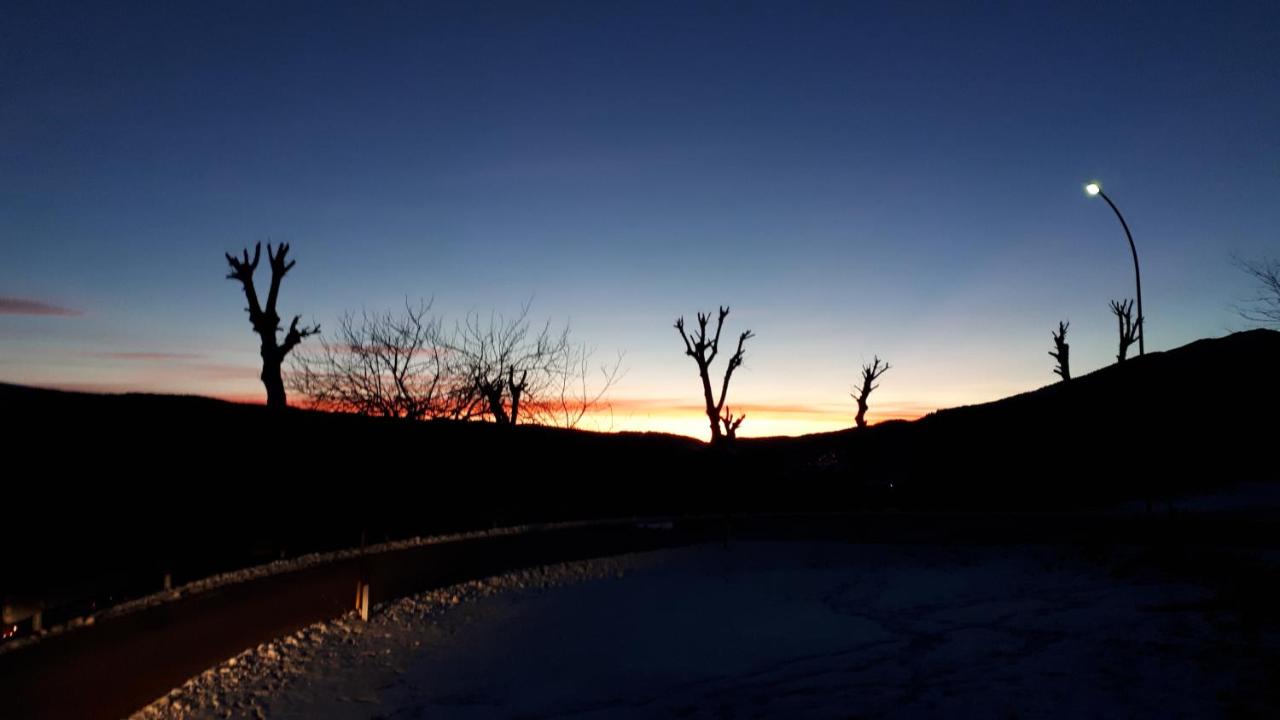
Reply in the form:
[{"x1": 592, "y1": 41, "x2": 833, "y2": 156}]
[{"x1": 1084, "y1": 181, "x2": 1144, "y2": 356}]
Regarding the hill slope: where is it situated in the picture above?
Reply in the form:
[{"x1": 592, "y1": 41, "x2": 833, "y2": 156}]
[
  {"x1": 739, "y1": 328, "x2": 1279, "y2": 507},
  {"x1": 2, "y1": 329, "x2": 1277, "y2": 603}
]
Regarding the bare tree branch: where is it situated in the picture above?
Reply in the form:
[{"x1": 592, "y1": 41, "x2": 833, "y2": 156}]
[
  {"x1": 716, "y1": 329, "x2": 755, "y2": 415},
  {"x1": 675, "y1": 305, "x2": 753, "y2": 444},
  {"x1": 1109, "y1": 299, "x2": 1141, "y2": 363},
  {"x1": 225, "y1": 241, "x2": 314, "y2": 408},
  {"x1": 450, "y1": 304, "x2": 621, "y2": 428},
  {"x1": 1049, "y1": 321, "x2": 1070, "y2": 381},
  {"x1": 264, "y1": 243, "x2": 296, "y2": 319},
  {"x1": 851, "y1": 356, "x2": 891, "y2": 429},
  {"x1": 288, "y1": 299, "x2": 458, "y2": 420},
  {"x1": 719, "y1": 406, "x2": 746, "y2": 441},
  {"x1": 1234, "y1": 256, "x2": 1280, "y2": 326}
]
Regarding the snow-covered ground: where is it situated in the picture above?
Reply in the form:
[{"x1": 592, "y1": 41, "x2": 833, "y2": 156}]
[
  {"x1": 1112, "y1": 480, "x2": 1280, "y2": 516},
  {"x1": 134, "y1": 542, "x2": 1276, "y2": 719}
]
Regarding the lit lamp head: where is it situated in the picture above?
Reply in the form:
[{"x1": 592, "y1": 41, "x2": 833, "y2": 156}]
[{"x1": 1084, "y1": 182, "x2": 1101, "y2": 197}]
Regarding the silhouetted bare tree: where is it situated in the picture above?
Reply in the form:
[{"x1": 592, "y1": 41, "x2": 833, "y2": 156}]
[
  {"x1": 674, "y1": 306, "x2": 754, "y2": 444},
  {"x1": 1109, "y1": 298, "x2": 1141, "y2": 362},
  {"x1": 288, "y1": 300, "x2": 462, "y2": 419},
  {"x1": 454, "y1": 306, "x2": 560, "y2": 425},
  {"x1": 286, "y1": 299, "x2": 618, "y2": 428},
  {"x1": 852, "y1": 357, "x2": 890, "y2": 429},
  {"x1": 1235, "y1": 257, "x2": 1280, "y2": 326},
  {"x1": 452, "y1": 304, "x2": 621, "y2": 428},
  {"x1": 544, "y1": 342, "x2": 625, "y2": 430},
  {"x1": 225, "y1": 242, "x2": 318, "y2": 408},
  {"x1": 1050, "y1": 321, "x2": 1071, "y2": 381},
  {"x1": 720, "y1": 406, "x2": 745, "y2": 441}
]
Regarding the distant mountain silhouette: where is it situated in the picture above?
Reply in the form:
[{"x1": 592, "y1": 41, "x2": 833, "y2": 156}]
[
  {"x1": 2, "y1": 329, "x2": 1276, "y2": 610},
  {"x1": 739, "y1": 328, "x2": 1279, "y2": 509}
]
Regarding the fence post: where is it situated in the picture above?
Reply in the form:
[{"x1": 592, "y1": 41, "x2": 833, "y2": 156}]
[{"x1": 355, "y1": 581, "x2": 370, "y2": 621}]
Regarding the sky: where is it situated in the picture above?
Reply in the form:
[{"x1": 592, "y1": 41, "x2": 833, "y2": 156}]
[{"x1": 2, "y1": 1, "x2": 1278, "y2": 439}]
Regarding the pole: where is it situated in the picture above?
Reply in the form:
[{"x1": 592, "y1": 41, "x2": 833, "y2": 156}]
[{"x1": 1098, "y1": 190, "x2": 1144, "y2": 355}]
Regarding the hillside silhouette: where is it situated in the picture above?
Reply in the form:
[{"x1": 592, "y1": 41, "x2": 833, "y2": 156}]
[
  {"x1": 743, "y1": 328, "x2": 1279, "y2": 508},
  {"x1": 3, "y1": 329, "x2": 1277, "y2": 614}
]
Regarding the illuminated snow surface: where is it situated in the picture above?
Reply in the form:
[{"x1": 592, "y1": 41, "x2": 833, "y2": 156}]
[{"x1": 135, "y1": 542, "x2": 1274, "y2": 719}]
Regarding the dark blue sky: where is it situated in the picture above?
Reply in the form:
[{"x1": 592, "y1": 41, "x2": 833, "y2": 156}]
[{"x1": 3, "y1": 1, "x2": 1277, "y2": 436}]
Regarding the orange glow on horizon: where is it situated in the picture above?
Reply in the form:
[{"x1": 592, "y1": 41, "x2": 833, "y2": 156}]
[
  {"x1": 576, "y1": 398, "x2": 929, "y2": 439},
  {"x1": 199, "y1": 391, "x2": 927, "y2": 439},
  {"x1": 201, "y1": 392, "x2": 929, "y2": 439},
  {"x1": 35, "y1": 381, "x2": 926, "y2": 441}
]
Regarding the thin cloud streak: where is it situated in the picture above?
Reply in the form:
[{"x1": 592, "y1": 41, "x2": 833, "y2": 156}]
[
  {"x1": 0, "y1": 297, "x2": 82, "y2": 317},
  {"x1": 82, "y1": 351, "x2": 208, "y2": 361},
  {"x1": 44, "y1": 382, "x2": 265, "y2": 404}
]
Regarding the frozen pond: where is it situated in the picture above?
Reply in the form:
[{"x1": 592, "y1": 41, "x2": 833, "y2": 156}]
[{"x1": 137, "y1": 542, "x2": 1274, "y2": 719}]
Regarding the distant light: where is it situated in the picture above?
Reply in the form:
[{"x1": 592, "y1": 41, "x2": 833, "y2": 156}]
[{"x1": 1085, "y1": 182, "x2": 1101, "y2": 196}]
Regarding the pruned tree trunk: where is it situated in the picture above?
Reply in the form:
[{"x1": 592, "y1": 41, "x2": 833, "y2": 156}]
[
  {"x1": 852, "y1": 356, "x2": 890, "y2": 429},
  {"x1": 675, "y1": 306, "x2": 754, "y2": 444},
  {"x1": 262, "y1": 354, "x2": 286, "y2": 407},
  {"x1": 508, "y1": 367, "x2": 527, "y2": 425},
  {"x1": 1109, "y1": 298, "x2": 1141, "y2": 363},
  {"x1": 698, "y1": 357, "x2": 720, "y2": 442},
  {"x1": 225, "y1": 242, "x2": 318, "y2": 409},
  {"x1": 478, "y1": 375, "x2": 511, "y2": 424},
  {"x1": 1050, "y1": 321, "x2": 1071, "y2": 381},
  {"x1": 720, "y1": 407, "x2": 745, "y2": 441}
]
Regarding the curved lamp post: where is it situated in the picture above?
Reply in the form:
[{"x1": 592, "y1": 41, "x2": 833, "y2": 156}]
[{"x1": 1085, "y1": 181, "x2": 1144, "y2": 356}]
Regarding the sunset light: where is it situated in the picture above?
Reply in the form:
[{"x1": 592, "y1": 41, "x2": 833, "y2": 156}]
[{"x1": 3, "y1": 3, "x2": 1279, "y2": 717}]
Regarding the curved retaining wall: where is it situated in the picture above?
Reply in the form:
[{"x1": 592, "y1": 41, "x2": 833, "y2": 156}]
[
  {"x1": 4, "y1": 510, "x2": 1275, "y2": 719},
  {"x1": 0, "y1": 519, "x2": 711, "y2": 720}
]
